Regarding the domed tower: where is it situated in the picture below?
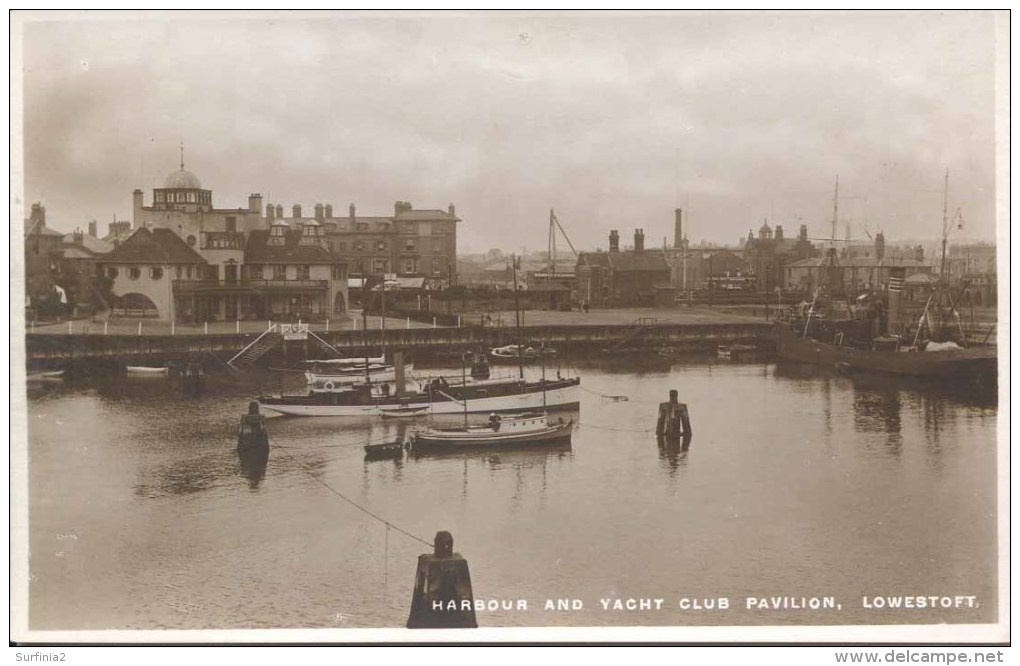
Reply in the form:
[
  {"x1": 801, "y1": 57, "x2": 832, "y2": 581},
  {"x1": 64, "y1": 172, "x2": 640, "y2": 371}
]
[{"x1": 151, "y1": 143, "x2": 212, "y2": 212}]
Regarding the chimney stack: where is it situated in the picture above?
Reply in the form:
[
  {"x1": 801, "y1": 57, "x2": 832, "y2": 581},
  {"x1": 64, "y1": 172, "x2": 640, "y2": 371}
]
[
  {"x1": 609, "y1": 230, "x2": 620, "y2": 252},
  {"x1": 674, "y1": 208, "x2": 683, "y2": 249},
  {"x1": 314, "y1": 203, "x2": 324, "y2": 221},
  {"x1": 248, "y1": 193, "x2": 262, "y2": 215},
  {"x1": 275, "y1": 204, "x2": 283, "y2": 219},
  {"x1": 775, "y1": 225, "x2": 784, "y2": 242},
  {"x1": 799, "y1": 224, "x2": 808, "y2": 242},
  {"x1": 448, "y1": 203, "x2": 456, "y2": 217},
  {"x1": 634, "y1": 228, "x2": 645, "y2": 252},
  {"x1": 267, "y1": 203, "x2": 275, "y2": 221},
  {"x1": 325, "y1": 203, "x2": 333, "y2": 219},
  {"x1": 350, "y1": 203, "x2": 356, "y2": 221},
  {"x1": 292, "y1": 204, "x2": 302, "y2": 219},
  {"x1": 875, "y1": 231, "x2": 886, "y2": 262},
  {"x1": 88, "y1": 220, "x2": 97, "y2": 238}
]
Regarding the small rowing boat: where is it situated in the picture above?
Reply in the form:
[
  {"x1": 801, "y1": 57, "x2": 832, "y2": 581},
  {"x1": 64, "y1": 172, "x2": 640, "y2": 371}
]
[
  {"x1": 379, "y1": 406, "x2": 430, "y2": 419},
  {"x1": 126, "y1": 365, "x2": 169, "y2": 376}
]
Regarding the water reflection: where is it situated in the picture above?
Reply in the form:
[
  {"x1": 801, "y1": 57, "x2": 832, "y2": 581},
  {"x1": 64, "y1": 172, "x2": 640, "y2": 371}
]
[
  {"x1": 237, "y1": 447, "x2": 269, "y2": 490},
  {"x1": 657, "y1": 434, "x2": 692, "y2": 476}
]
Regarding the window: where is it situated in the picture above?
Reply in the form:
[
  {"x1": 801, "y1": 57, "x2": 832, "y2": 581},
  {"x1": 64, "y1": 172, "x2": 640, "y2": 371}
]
[
  {"x1": 108, "y1": 267, "x2": 119, "y2": 279},
  {"x1": 186, "y1": 192, "x2": 196, "y2": 203},
  {"x1": 150, "y1": 267, "x2": 164, "y2": 280},
  {"x1": 331, "y1": 265, "x2": 345, "y2": 279},
  {"x1": 403, "y1": 259, "x2": 416, "y2": 273},
  {"x1": 431, "y1": 223, "x2": 444, "y2": 235},
  {"x1": 338, "y1": 241, "x2": 347, "y2": 251},
  {"x1": 155, "y1": 192, "x2": 166, "y2": 203},
  {"x1": 432, "y1": 259, "x2": 440, "y2": 272},
  {"x1": 249, "y1": 265, "x2": 263, "y2": 280},
  {"x1": 356, "y1": 222, "x2": 368, "y2": 231},
  {"x1": 404, "y1": 239, "x2": 415, "y2": 251},
  {"x1": 297, "y1": 265, "x2": 310, "y2": 280},
  {"x1": 187, "y1": 235, "x2": 197, "y2": 246},
  {"x1": 376, "y1": 241, "x2": 387, "y2": 251},
  {"x1": 128, "y1": 267, "x2": 141, "y2": 280},
  {"x1": 186, "y1": 265, "x2": 193, "y2": 279},
  {"x1": 355, "y1": 240, "x2": 365, "y2": 251},
  {"x1": 373, "y1": 259, "x2": 387, "y2": 272},
  {"x1": 434, "y1": 239, "x2": 445, "y2": 253},
  {"x1": 273, "y1": 265, "x2": 287, "y2": 280},
  {"x1": 176, "y1": 266, "x2": 183, "y2": 279},
  {"x1": 225, "y1": 216, "x2": 236, "y2": 233}
]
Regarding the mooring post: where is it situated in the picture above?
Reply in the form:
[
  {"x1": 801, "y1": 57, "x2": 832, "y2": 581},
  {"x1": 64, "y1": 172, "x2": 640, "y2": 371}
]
[
  {"x1": 68, "y1": 321, "x2": 73, "y2": 335},
  {"x1": 204, "y1": 321, "x2": 209, "y2": 335},
  {"x1": 433, "y1": 317, "x2": 437, "y2": 329},
  {"x1": 172, "y1": 321, "x2": 176, "y2": 336},
  {"x1": 104, "y1": 321, "x2": 108, "y2": 335},
  {"x1": 407, "y1": 531, "x2": 477, "y2": 629},
  {"x1": 656, "y1": 389, "x2": 692, "y2": 438},
  {"x1": 137, "y1": 321, "x2": 142, "y2": 336}
]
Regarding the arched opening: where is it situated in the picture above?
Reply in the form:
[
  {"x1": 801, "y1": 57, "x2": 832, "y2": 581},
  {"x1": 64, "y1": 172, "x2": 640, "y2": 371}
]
[
  {"x1": 332, "y1": 290, "x2": 347, "y2": 315},
  {"x1": 113, "y1": 292, "x2": 160, "y2": 318}
]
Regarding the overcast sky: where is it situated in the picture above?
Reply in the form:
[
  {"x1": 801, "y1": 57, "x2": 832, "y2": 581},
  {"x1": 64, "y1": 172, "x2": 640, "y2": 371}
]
[{"x1": 16, "y1": 10, "x2": 1002, "y2": 253}]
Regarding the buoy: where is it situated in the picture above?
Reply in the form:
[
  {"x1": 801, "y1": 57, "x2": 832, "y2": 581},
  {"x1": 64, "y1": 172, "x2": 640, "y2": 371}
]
[
  {"x1": 323, "y1": 381, "x2": 336, "y2": 391},
  {"x1": 406, "y1": 531, "x2": 477, "y2": 629}
]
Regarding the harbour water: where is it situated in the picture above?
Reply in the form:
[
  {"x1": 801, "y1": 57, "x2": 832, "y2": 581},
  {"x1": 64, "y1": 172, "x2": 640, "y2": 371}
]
[{"x1": 22, "y1": 356, "x2": 999, "y2": 630}]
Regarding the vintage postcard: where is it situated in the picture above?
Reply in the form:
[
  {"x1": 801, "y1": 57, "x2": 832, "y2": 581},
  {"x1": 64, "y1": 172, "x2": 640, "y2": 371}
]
[{"x1": 10, "y1": 10, "x2": 1009, "y2": 647}]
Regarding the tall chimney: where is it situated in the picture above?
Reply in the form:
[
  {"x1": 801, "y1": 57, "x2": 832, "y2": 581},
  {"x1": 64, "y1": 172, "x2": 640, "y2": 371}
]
[
  {"x1": 249, "y1": 193, "x2": 262, "y2": 214},
  {"x1": 293, "y1": 204, "x2": 302, "y2": 219},
  {"x1": 275, "y1": 204, "x2": 283, "y2": 219},
  {"x1": 448, "y1": 203, "x2": 456, "y2": 217},
  {"x1": 875, "y1": 231, "x2": 886, "y2": 262},
  {"x1": 609, "y1": 230, "x2": 620, "y2": 252},
  {"x1": 325, "y1": 203, "x2": 333, "y2": 219},
  {"x1": 350, "y1": 203, "x2": 356, "y2": 221},
  {"x1": 314, "y1": 203, "x2": 324, "y2": 221},
  {"x1": 88, "y1": 220, "x2": 97, "y2": 237},
  {"x1": 634, "y1": 229, "x2": 644, "y2": 252},
  {"x1": 267, "y1": 203, "x2": 276, "y2": 221},
  {"x1": 674, "y1": 208, "x2": 683, "y2": 249},
  {"x1": 799, "y1": 224, "x2": 808, "y2": 241},
  {"x1": 775, "y1": 225, "x2": 784, "y2": 242}
]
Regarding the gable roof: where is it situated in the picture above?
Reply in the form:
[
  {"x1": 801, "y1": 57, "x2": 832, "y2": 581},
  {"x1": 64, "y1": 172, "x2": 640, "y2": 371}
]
[
  {"x1": 245, "y1": 229, "x2": 341, "y2": 264},
  {"x1": 101, "y1": 227, "x2": 206, "y2": 264},
  {"x1": 607, "y1": 250, "x2": 669, "y2": 272},
  {"x1": 62, "y1": 233, "x2": 114, "y2": 254},
  {"x1": 24, "y1": 218, "x2": 63, "y2": 238}
]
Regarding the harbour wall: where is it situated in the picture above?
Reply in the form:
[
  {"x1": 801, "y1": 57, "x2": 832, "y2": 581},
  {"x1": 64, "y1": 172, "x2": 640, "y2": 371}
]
[{"x1": 25, "y1": 322, "x2": 773, "y2": 366}]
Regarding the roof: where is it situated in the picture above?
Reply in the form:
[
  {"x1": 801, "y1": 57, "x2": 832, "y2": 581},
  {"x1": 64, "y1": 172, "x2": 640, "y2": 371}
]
[
  {"x1": 24, "y1": 218, "x2": 63, "y2": 238},
  {"x1": 101, "y1": 227, "x2": 206, "y2": 264},
  {"x1": 164, "y1": 168, "x2": 202, "y2": 189},
  {"x1": 58, "y1": 247, "x2": 96, "y2": 260},
  {"x1": 904, "y1": 273, "x2": 937, "y2": 284},
  {"x1": 62, "y1": 233, "x2": 114, "y2": 254},
  {"x1": 245, "y1": 229, "x2": 340, "y2": 264},
  {"x1": 393, "y1": 209, "x2": 459, "y2": 222},
  {"x1": 607, "y1": 251, "x2": 669, "y2": 272}
]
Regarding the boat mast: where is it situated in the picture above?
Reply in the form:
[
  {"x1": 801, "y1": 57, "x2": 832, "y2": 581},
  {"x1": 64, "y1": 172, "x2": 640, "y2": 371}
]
[
  {"x1": 461, "y1": 353, "x2": 468, "y2": 428},
  {"x1": 362, "y1": 280, "x2": 370, "y2": 383},
  {"x1": 512, "y1": 254, "x2": 524, "y2": 380}
]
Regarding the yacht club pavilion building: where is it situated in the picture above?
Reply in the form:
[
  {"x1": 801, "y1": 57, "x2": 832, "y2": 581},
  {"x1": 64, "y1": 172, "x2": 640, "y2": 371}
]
[{"x1": 101, "y1": 152, "x2": 459, "y2": 321}]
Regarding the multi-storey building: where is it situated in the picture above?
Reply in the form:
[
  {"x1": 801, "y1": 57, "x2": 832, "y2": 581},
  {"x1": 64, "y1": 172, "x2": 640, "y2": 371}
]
[{"x1": 100, "y1": 155, "x2": 463, "y2": 321}]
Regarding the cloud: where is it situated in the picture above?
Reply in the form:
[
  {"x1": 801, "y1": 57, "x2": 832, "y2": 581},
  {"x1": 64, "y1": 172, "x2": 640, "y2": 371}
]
[{"x1": 18, "y1": 11, "x2": 999, "y2": 252}]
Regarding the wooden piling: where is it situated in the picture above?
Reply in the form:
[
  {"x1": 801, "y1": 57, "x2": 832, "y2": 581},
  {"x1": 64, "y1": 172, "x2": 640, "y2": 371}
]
[
  {"x1": 656, "y1": 389, "x2": 692, "y2": 438},
  {"x1": 407, "y1": 531, "x2": 477, "y2": 629}
]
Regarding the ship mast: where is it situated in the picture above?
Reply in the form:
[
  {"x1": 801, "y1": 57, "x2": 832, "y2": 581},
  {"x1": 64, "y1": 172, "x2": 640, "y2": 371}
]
[{"x1": 511, "y1": 254, "x2": 524, "y2": 380}]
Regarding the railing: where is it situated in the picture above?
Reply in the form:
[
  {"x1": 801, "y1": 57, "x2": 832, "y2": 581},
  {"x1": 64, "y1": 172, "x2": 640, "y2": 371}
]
[{"x1": 173, "y1": 279, "x2": 328, "y2": 292}]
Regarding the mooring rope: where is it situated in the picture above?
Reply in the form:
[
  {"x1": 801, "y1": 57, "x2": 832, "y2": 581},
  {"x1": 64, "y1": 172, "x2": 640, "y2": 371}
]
[{"x1": 271, "y1": 439, "x2": 433, "y2": 548}]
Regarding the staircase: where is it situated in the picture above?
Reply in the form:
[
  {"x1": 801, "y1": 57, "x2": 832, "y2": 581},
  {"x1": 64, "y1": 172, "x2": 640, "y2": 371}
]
[
  {"x1": 612, "y1": 317, "x2": 659, "y2": 350},
  {"x1": 227, "y1": 324, "x2": 283, "y2": 368},
  {"x1": 308, "y1": 330, "x2": 346, "y2": 359}
]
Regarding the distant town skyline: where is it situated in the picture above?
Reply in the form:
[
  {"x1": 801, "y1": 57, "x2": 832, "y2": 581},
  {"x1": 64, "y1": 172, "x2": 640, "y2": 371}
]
[{"x1": 15, "y1": 11, "x2": 1004, "y2": 252}]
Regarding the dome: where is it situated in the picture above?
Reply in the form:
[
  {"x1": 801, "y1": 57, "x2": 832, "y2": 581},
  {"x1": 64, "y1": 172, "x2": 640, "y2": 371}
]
[{"x1": 164, "y1": 168, "x2": 202, "y2": 189}]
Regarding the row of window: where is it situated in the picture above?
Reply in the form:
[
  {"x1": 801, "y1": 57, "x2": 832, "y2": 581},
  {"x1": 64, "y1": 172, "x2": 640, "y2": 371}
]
[
  {"x1": 154, "y1": 190, "x2": 211, "y2": 205},
  {"x1": 325, "y1": 239, "x2": 448, "y2": 253}
]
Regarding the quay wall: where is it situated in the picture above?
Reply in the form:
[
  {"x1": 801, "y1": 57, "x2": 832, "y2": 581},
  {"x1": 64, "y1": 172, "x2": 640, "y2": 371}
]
[{"x1": 25, "y1": 322, "x2": 773, "y2": 365}]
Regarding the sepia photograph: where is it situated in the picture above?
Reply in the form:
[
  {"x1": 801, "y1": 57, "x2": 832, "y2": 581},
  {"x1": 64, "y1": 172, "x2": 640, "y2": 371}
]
[{"x1": 10, "y1": 9, "x2": 1009, "y2": 647}]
